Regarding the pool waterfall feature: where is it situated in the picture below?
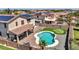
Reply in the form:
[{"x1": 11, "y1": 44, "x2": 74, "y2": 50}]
[{"x1": 34, "y1": 31, "x2": 59, "y2": 48}]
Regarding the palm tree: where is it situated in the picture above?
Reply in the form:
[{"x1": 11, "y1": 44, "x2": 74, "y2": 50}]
[
  {"x1": 66, "y1": 14, "x2": 72, "y2": 26},
  {"x1": 65, "y1": 14, "x2": 73, "y2": 50},
  {"x1": 39, "y1": 40, "x2": 47, "y2": 50}
]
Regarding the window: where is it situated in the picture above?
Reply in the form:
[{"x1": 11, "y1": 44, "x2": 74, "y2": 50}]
[
  {"x1": 0, "y1": 32, "x2": 2, "y2": 36},
  {"x1": 27, "y1": 19, "x2": 31, "y2": 22},
  {"x1": 21, "y1": 20, "x2": 24, "y2": 25},
  {"x1": 35, "y1": 21, "x2": 40, "y2": 23},
  {"x1": 37, "y1": 16, "x2": 39, "y2": 18},
  {"x1": 16, "y1": 22, "x2": 18, "y2": 26},
  {"x1": 7, "y1": 33, "x2": 9, "y2": 38},
  {"x1": 4, "y1": 23, "x2": 7, "y2": 28}
]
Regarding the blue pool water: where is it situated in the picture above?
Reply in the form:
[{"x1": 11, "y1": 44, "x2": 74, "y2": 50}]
[{"x1": 38, "y1": 32, "x2": 55, "y2": 45}]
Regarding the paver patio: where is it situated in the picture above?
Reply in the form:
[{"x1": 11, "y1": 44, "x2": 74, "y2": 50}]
[{"x1": 19, "y1": 32, "x2": 66, "y2": 50}]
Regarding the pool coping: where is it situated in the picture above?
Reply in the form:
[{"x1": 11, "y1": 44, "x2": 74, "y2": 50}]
[{"x1": 34, "y1": 31, "x2": 59, "y2": 48}]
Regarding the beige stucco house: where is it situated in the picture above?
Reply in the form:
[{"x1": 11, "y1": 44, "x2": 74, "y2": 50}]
[{"x1": 0, "y1": 14, "x2": 35, "y2": 43}]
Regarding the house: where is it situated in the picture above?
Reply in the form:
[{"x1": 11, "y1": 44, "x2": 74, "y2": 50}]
[
  {"x1": 32, "y1": 12, "x2": 45, "y2": 24},
  {"x1": 32, "y1": 12, "x2": 57, "y2": 24},
  {"x1": 0, "y1": 12, "x2": 68, "y2": 43},
  {"x1": 0, "y1": 14, "x2": 34, "y2": 43},
  {"x1": 32, "y1": 12, "x2": 69, "y2": 25},
  {"x1": 44, "y1": 14, "x2": 57, "y2": 24}
]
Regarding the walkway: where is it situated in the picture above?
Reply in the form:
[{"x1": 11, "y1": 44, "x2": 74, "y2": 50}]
[{"x1": 54, "y1": 34, "x2": 66, "y2": 50}]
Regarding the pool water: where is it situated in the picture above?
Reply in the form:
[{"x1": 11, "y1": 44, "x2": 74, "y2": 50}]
[{"x1": 38, "y1": 32, "x2": 55, "y2": 45}]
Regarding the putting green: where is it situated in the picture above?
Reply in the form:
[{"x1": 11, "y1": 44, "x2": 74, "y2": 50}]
[{"x1": 42, "y1": 28, "x2": 66, "y2": 35}]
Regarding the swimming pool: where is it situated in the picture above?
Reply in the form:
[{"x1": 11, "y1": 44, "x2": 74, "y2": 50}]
[
  {"x1": 34, "y1": 31, "x2": 59, "y2": 47},
  {"x1": 38, "y1": 32, "x2": 55, "y2": 45}
]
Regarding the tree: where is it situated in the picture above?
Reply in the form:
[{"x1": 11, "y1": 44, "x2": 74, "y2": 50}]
[
  {"x1": 66, "y1": 14, "x2": 73, "y2": 25},
  {"x1": 39, "y1": 40, "x2": 47, "y2": 50},
  {"x1": 3, "y1": 8, "x2": 12, "y2": 14},
  {"x1": 65, "y1": 13, "x2": 73, "y2": 50},
  {"x1": 50, "y1": 10, "x2": 64, "y2": 12}
]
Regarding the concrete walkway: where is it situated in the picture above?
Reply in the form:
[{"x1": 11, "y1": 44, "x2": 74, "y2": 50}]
[{"x1": 55, "y1": 34, "x2": 66, "y2": 50}]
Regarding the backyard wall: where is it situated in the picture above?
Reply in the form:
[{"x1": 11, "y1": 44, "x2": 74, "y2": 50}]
[
  {"x1": 0, "y1": 36, "x2": 41, "y2": 50},
  {"x1": 35, "y1": 23, "x2": 68, "y2": 30},
  {"x1": 0, "y1": 37, "x2": 18, "y2": 48}
]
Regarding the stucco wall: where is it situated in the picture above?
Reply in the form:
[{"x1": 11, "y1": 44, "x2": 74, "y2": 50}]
[
  {"x1": 30, "y1": 19, "x2": 36, "y2": 25},
  {"x1": 8, "y1": 17, "x2": 28, "y2": 30},
  {"x1": 0, "y1": 23, "x2": 7, "y2": 37},
  {"x1": 45, "y1": 17, "x2": 57, "y2": 21}
]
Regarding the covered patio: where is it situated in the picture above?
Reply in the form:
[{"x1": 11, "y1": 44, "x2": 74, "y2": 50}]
[{"x1": 8, "y1": 24, "x2": 34, "y2": 43}]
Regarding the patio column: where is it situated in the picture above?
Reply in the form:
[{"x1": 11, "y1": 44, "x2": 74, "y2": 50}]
[
  {"x1": 32, "y1": 28, "x2": 33, "y2": 33},
  {"x1": 26, "y1": 31, "x2": 28, "y2": 36},
  {"x1": 16, "y1": 36, "x2": 19, "y2": 44}
]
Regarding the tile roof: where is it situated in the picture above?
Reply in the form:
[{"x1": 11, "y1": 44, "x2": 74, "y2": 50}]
[{"x1": 9, "y1": 24, "x2": 34, "y2": 35}]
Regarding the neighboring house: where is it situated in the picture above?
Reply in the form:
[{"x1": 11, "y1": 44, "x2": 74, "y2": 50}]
[
  {"x1": 44, "y1": 14, "x2": 57, "y2": 24},
  {"x1": 32, "y1": 12, "x2": 69, "y2": 25},
  {"x1": 32, "y1": 12, "x2": 45, "y2": 24},
  {"x1": 33, "y1": 12, "x2": 58, "y2": 24},
  {"x1": 0, "y1": 14, "x2": 34, "y2": 43},
  {"x1": 71, "y1": 16, "x2": 78, "y2": 24}
]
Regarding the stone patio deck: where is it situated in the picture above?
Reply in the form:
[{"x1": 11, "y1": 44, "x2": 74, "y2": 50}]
[
  {"x1": 19, "y1": 32, "x2": 66, "y2": 50},
  {"x1": 19, "y1": 33, "x2": 41, "y2": 49}
]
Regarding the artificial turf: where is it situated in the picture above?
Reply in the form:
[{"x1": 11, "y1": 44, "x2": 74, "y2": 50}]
[
  {"x1": 42, "y1": 28, "x2": 66, "y2": 35},
  {"x1": 71, "y1": 27, "x2": 79, "y2": 50},
  {"x1": 0, "y1": 44, "x2": 15, "y2": 50}
]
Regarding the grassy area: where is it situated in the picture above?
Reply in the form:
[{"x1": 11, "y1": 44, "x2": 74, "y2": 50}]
[
  {"x1": 42, "y1": 28, "x2": 66, "y2": 35},
  {"x1": 74, "y1": 30, "x2": 79, "y2": 40},
  {"x1": 71, "y1": 27, "x2": 79, "y2": 50},
  {"x1": 71, "y1": 42, "x2": 79, "y2": 50},
  {"x1": 0, "y1": 44, "x2": 15, "y2": 50}
]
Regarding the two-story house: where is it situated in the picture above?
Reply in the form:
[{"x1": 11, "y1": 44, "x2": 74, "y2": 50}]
[
  {"x1": 0, "y1": 14, "x2": 34, "y2": 43},
  {"x1": 32, "y1": 12, "x2": 57, "y2": 24},
  {"x1": 32, "y1": 12, "x2": 69, "y2": 25}
]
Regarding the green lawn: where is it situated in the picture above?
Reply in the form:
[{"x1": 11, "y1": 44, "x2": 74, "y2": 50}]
[
  {"x1": 42, "y1": 28, "x2": 66, "y2": 35},
  {"x1": 74, "y1": 30, "x2": 79, "y2": 39},
  {"x1": 71, "y1": 27, "x2": 79, "y2": 50},
  {"x1": 71, "y1": 42, "x2": 79, "y2": 50},
  {"x1": 0, "y1": 44, "x2": 15, "y2": 50}
]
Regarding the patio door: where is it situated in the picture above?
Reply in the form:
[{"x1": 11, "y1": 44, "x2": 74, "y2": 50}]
[{"x1": 19, "y1": 32, "x2": 27, "y2": 40}]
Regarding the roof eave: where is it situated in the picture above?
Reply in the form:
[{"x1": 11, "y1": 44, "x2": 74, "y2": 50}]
[
  {"x1": 0, "y1": 21, "x2": 8, "y2": 23},
  {"x1": 7, "y1": 15, "x2": 20, "y2": 23}
]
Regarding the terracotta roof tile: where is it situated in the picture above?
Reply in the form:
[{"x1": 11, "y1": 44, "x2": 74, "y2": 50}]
[{"x1": 9, "y1": 24, "x2": 34, "y2": 35}]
